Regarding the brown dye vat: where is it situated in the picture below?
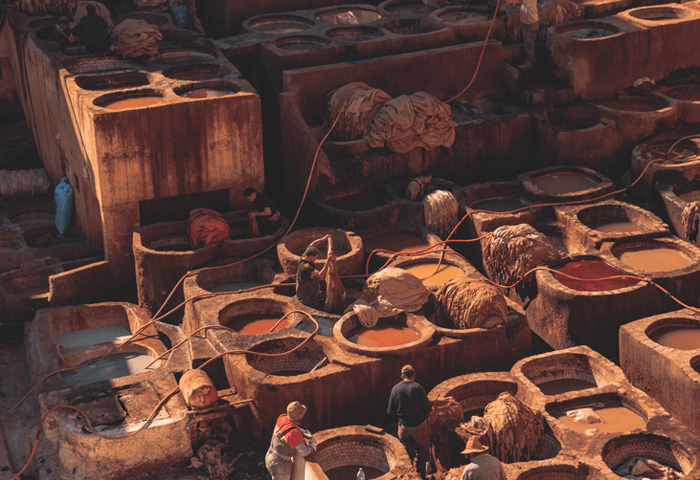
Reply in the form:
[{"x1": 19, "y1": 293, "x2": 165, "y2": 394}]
[
  {"x1": 347, "y1": 324, "x2": 420, "y2": 347},
  {"x1": 470, "y1": 197, "x2": 526, "y2": 212},
  {"x1": 439, "y1": 11, "x2": 487, "y2": 23},
  {"x1": 326, "y1": 466, "x2": 385, "y2": 480},
  {"x1": 180, "y1": 88, "x2": 237, "y2": 99},
  {"x1": 103, "y1": 96, "x2": 164, "y2": 110},
  {"x1": 596, "y1": 97, "x2": 662, "y2": 112},
  {"x1": 649, "y1": 326, "x2": 700, "y2": 350},
  {"x1": 554, "y1": 260, "x2": 639, "y2": 292},
  {"x1": 317, "y1": 9, "x2": 382, "y2": 25},
  {"x1": 325, "y1": 190, "x2": 387, "y2": 211},
  {"x1": 364, "y1": 233, "x2": 429, "y2": 254},
  {"x1": 227, "y1": 314, "x2": 290, "y2": 335},
  {"x1": 252, "y1": 21, "x2": 312, "y2": 34},
  {"x1": 538, "y1": 378, "x2": 597, "y2": 395},
  {"x1": 617, "y1": 247, "x2": 693, "y2": 272},
  {"x1": 557, "y1": 406, "x2": 645, "y2": 434},
  {"x1": 530, "y1": 173, "x2": 599, "y2": 194},
  {"x1": 0, "y1": 246, "x2": 16, "y2": 254},
  {"x1": 587, "y1": 220, "x2": 642, "y2": 233},
  {"x1": 404, "y1": 263, "x2": 464, "y2": 288},
  {"x1": 643, "y1": 144, "x2": 699, "y2": 164}
]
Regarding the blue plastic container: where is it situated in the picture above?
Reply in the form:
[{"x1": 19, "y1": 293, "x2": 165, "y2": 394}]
[
  {"x1": 170, "y1": 4, "x2": 188, "y2": 26},
  {"x1": 54, "y1": 177, "x2": 74, "y2": 235}
]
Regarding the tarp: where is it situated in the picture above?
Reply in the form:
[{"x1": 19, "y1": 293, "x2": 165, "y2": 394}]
[{"x1": 110, "y1": 19, "x2": 163, "y2": 59}]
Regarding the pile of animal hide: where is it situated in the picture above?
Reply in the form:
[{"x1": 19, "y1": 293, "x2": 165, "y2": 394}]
[
  {"x1": 483, "y1": 224, "x2": 565, "y2": 287},
  {"x1": 110, "y1": 19, "x2": 163, "y2": 59},
  {"x1": 345, "y1": 267, "x2": 430, "y2": 324},
  {"x1": 16, "y1": 0, "x2": 77, "y2": 15},
  {"x1": 187, "y1": 208, "x2": 230, "y2": 249},
  {"x1": 434, "y1": 277, "x2": 508, "y2": 330},
  {"x1": 428, "y1": 396, "x2": 463, "y2": 440},
  {"x1": 682, "y1": 201, "x2": 700, "y2": 242},
  {"x1": 423, "y1": 190, "x2": 459, "y2": 238},
  {"x1": 324, "y1": 82, "x2": 456, "y2": 153},
  {"x1": 504, "y1": 0, "x2": 581, "y2": 42}
]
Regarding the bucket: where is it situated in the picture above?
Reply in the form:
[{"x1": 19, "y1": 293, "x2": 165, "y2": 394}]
[
  {"x1": 179, "y1": 369, "x2": 218, "y2": 409},
  {"x1": 170, "y1": 4, "x2": 188, "y2": 26}
]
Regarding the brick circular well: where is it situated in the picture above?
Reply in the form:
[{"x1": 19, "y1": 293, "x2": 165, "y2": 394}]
[
  {"x1": 601, "y1": 434, "x2": 694, "y2": 476},
  {"x1": 277, "y1": 227, "x2": 363, "y2": 276}
]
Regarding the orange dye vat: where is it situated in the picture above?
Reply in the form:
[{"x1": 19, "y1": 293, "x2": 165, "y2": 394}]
[
  {"x1": 404, "y1": 263, "x2": 463, "y2": 288},
  {"x1": 553, "y1": 259, "x2": 639, "y2": 292},
  {"x1": 587, "y1": 220, "x2": 642, "y2": 233},
  {"x1": 557, "y1": 406, "x2": 645, "y2": 434},
  {"x1": 103, "y1": 96, "x2": 164, "y2": 110},
  {"x1": 537, "y1": 378, "x2": 597, "y2": 395},
  {"x1": 530, "y1": 173, "x2": 599, "y2": 194},
  {"x1": 618, "y1": 247, "x2": 693, "y2": 272},
  {"x1": 649, "y1": 326, "x2": 700, "y2": 350},
  {"x1": 348, "y1": 324, "x2": 419, "y2": 347},
  {"x1": 363, "y1": 233, "x2": 429, "y2": 254},
  {"x1": 229, "y1": 314, "x2": 290, "y2": 335}
]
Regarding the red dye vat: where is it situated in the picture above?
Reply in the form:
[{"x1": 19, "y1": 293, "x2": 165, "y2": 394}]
[
  {"x1": 553, "y1": 259, "x2": 640, "y2": 292},
  {"x1": 326, "y1": 466, "x2": 385, "y2": 480},
  {"x1": 347, "y1": 324, "x2": 419, "y2": 347}
]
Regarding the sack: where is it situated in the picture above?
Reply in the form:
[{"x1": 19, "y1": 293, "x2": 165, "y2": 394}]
[{"x1": 54, "y1": 177, "x2": 74, "y2": 235}]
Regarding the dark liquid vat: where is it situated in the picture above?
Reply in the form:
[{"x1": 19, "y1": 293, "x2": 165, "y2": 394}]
[
  {"x1": 279, "y1": 42, "x2": 328, "y2": 51},
  {"x1": 347, "y1": 324, "x2": 420, "y2": 347},
  {"x1": 618, "y1": 247, "x2": 693, "y2": 272},
  {"x1": 649, "y1": 326, "x2": 700, "y2": 350},
  {"x1": 252, "y1": 21, "x2": 310, "y2": 34},
  {"x1": 643, "y1": 145, "x2": 699, "y2": 163},
  {"x1": 672, "y1": 87, "x2": 700, "y2": 102},
  {"x1": 326, "y1": 466, "x2": 385, "y2": 480},
  {"x1": 554, "y1": 259, "x2": 639, "y2": 291},
  {"x1": 531, "y1": 173, "x2": 599, "y2": 194},
  {"x1": 597, "y1": 97, "x2": 662, "y2": 112},
  {"x1": 537, "y1": 378, "x2": 597, "y2": 395},
  {"x1": 363, "y1": 233, "x2": 429, "y2": 254},
  {"x1": 271, "y1": 369, "x2": 310, "y2": 377},
  {"x1": 470, "y1": 197, "x2": 525, "y2": 212},
  {"x1": 325, "y1": 190, "x2": 387, "y2": 211},
  {"x1": 587, "y1": 220, "x2": 642, "y2": 233},
  {"x1": 103, "y1": 96, "x2": 164, "y2": 110},
  {"x1": 229, "y1": 314, "x2": 290, "y2": 335},
  {"x1": 153, "y1": 243, "x2": 191, "y2": 252}
]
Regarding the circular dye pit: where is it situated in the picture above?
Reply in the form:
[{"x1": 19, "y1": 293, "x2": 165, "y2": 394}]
[
  {"x1": 347, "y1": 323, "x2": 420, "y2": 347},
  {"x1": 247, "y1": 338, "x2": 327, "y2": 376},
  {"x1": 602, "y1": 434, "x2": 693, "y2": 478},
  {"x1": 649, "y1": 324, "x2": 700, "y2": 350},
  {"x1": 662, "y1": 84, "x2": 700, "y2": 102},
  {"x1": 163, "y1": 64, "x2": 220, "y2": 81},
  {"x1": 403, "y1": 262, "x2": 464, "y2": 288},
  {"x1": 101, "y1": 95, "x2": 165, "y2": 110},
  {"x1": 326, "y1": 26, "x2": 384, "y2": 42},
  {"x1": 147, "y1": 236, "x2": 191, "y2": 252},
  {"x1": 553, "y1": 259, "x2": 639, "y2": 292},
  {"x1": 641, "y1": 142, "x2": 700, "y2": 164},
  {"x1": 249, "y1": 16, "x2": 314, "y2": 34},
  {"x1": 596, "y1": 97, "x2": 665, "y2": 113},
  {"x1": 530, "y1": 172, "x2": 599, "y2": 194},
  {"x1": 316, "y1": 8, "x2": 382, "y2": 25},
  {"x1": 516, "y1": 465, "x2": 588, "y2": 480},
  {"x1": 628, "y1": 6, "x2": 683, "y2": 20},
  {"x1": 557, "y1": 406, "x2": 645, "y2": 435},
  {"x1": 555, "y1": 21, "x2": 619, "y2": 39},
  {"x1": 277, "y1": 228, "x2": 363, "y2": 277},
  {"x1": 75, "y1": 71, "x2": 150, "y2": 91},
  {"x1": 178, "y1": 87, "x2": 238, "y2": 99},
  {"x1": 383, "y1": 18, "x2": 435, "y2": 34},
  {"x1": 61, "y1": 352, "x2": 153, "y2": 387},
  {"x1": 325, "y1": 189, "x2": 388, "y2": 211},
  {"x1": 438, "y1": 10, "x2": 489, "y2": 24},
  {"x1": 56, "y1": 325, "x2": 131, "y2": 348},
  {"x1": 537, "y1": 378, "x2": 598, "y2": 396},
  {"x1": 326, "y1": 466, "x2": 384, "y2": 480},
  {"x1": 276, "y1": 36, "x2": 331, "y2": 51},
  {"x1": 363, "y1": 232, "x2": 430, "y2": 254},
  {"x1": 469, "y1": 196, "x2": 527, "y2": 212},
  {"x1": 153, "y1": 49, "x2": 217, "y2": 65},
  {"x1": 227, "y1": 314, "x2": 290, "y2": 335},
  {"x1": 615, "y1": 245, "x2": 693, "y2": 273},
  {"x1": 382, "y1": 0, "x2": 433, "y2": 14},
  {"x1": 585, "y1": 220, "x2": 642, "y2": 233}
]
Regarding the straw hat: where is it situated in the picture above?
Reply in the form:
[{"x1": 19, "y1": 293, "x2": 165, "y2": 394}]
[
  {"x1": 287, "y1": 401, "x2": 307, "y2": 422},
  {"x1": 461, "y1": 436, "x2": 489, "y2": 455}
]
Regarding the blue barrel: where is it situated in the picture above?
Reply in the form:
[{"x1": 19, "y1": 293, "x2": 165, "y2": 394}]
[
  {"x1": 54, "y1": 177, "x2": 74, "y2": 235},
  {"x1": 170, "y1": 4, "x2": 188, "y2": 26}
]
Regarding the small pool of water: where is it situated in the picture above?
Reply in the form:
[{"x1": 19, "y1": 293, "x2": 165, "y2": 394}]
[
  {"x1": 470, "y1": 197, "x2": 526, "y2": 212},
  {"x1": 229, "y1": 314, "x2": 290, "y2": 335},
  {"x1": 326, "y1": 465, "x2": 385, "y2": 480},
  {"x1": 56, "y1": 326, "x2": 132, "y2": 348},
  {"x1": 102, "y1": 96, "x2": 165, "y2": 110},
  {"x1": 61, "y1": 352, "x2": 153, "y2": 387},
  {"x1": 617, "y1": 247, "x2": 693, "y2": 272},
  {"x1": 403, "y1": 263, "x2": 464, "y2": 288},
  {"x1": 347, "y1": 324, "x2": 419, "y2": 347},
  {"x1": 530, "y1": 173, "x2": 599, "y2": 194},
  {"x1": 557, "y1": 406, "x2": 645, "y2": 434},
  {"x1": 537, "y1": 378, "x2": 597, "y2": 395},
  {"x1": 553, "y1": 259, "x2": 639, "y2": 292},
  {"x1": 649, "y1": 326, "x2": 700, "y2": 350}
]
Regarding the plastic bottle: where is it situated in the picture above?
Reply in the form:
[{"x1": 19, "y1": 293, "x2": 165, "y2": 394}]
[{"x1": 357, "y1": 467, "x2": 365, "y2": 480}]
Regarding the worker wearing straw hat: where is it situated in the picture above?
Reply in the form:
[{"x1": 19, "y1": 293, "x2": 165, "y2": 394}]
[
  {"x1": 460, "y1": 437, "x2": 506, "y2": 480},
  {"x1": 265, "y1": 401, "x2": 317, "y2": 480}
]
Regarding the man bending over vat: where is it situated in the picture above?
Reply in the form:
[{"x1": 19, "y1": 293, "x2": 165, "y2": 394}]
[
  {"x1": 460, "y1": 437, "x2": 506, "y2": 480},
  {"x1": 296, "y1": 238, "x2": 336, "y2": 309},
  {"x1": 244, "y1": 187, "x2": 282, "y2": 236},
  {"x1": 265, "y1": 401, "x2": 317, "y2": 480},
  {"x1": 406, "y1": 170, "x2": 433, "y2": 201},
  {"x1": 388, "y1": 365, "x2": 433, "y2": 476}
]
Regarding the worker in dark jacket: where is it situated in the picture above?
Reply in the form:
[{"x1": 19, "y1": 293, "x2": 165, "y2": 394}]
[
  {"x1": 295, "y1": 239, "x2": 335, "y2": 309},
  {"x1": 70, "y1": 4, "x2": 111, "y2": 54},
  {"x1": 387, "y1": 365, "x2": 433, "y2": 476},
  {"x1": 52, "y1": 17, "x2": 71, "y2": 42},
  {"x1": 265, "y1": 401, "x2": 317, "y2": 480},
  {"x1": 244, "y1": 187, "x2": 282, "y2": 236}
]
